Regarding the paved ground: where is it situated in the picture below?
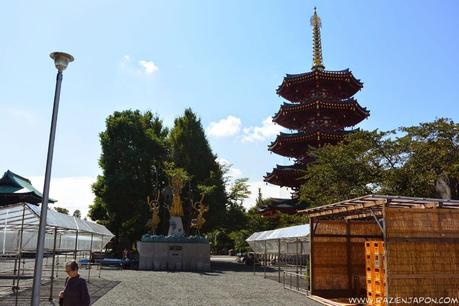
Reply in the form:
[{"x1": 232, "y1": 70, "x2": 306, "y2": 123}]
[
  {"x1": 0, "y1": 256, "x2": 315, "y2": 306},
  {"x1": 94, "y1": 256, "x2": 312, "y2": 306}
]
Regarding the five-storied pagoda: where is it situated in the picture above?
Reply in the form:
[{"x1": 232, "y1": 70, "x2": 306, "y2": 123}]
[{"x1": 263, "y1": 8, "x2": 369, "y2": 213}]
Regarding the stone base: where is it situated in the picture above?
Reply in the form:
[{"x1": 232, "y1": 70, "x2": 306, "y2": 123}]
[{"x1": 137, "y1": 241, "x2": 210, "y2": 271}]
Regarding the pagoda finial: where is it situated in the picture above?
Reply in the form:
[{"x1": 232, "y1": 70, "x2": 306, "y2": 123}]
[{"x1": 310, "y1": 7, "x2": 325, "y2": 71}]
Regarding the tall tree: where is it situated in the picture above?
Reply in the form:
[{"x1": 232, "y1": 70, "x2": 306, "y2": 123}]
[
  {"x1": 226, "y1": 178, "x2": 251, "y2": 232},
  {"x1": 72, "y1": 210, "x2": 81, "y2": 218},
  {"x1": 299, "y1": 118, "x2": 459, "y2": 206},
  {"x1": 54, "y1": 207, "x2": 69, "y2": 215},
  {"x1": 88, "y1": 110, "x2": 168, "y2": 251},
  {"x1": 169, "y1": 108, "x2": 227, "y2": 232},
  {"x1": 385, "y1": 118, "x2": 459, "y2": 199},
  {"x1": 300, "y1": 130, "x2": 389, "y2": 206}
]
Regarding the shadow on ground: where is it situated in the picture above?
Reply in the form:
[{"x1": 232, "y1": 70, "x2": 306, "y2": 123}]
[
  {"x1": 203, "y1": 257, "x2": 277, "y2": 276},
  {"x1": 0, "y1": 278, "x2": 120, "y2": 306}
]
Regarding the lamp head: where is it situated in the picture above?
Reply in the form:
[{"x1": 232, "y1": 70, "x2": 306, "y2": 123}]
[{"x1": 50, "y1": 52, "x2": 74, "y2": 72}]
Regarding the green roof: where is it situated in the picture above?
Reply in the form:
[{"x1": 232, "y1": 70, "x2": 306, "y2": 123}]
[{"x1": 0, "y1": 170, "x2": 57, "y2": 205}]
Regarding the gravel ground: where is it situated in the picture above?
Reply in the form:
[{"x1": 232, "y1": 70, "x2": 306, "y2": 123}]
[{"x1": 94, "y1": 256, "x2": 312, "y2": 306}]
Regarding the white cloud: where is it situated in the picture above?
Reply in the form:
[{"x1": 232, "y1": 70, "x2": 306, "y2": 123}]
[
  {"x1": 242, "y1": 181, "x2": 292, "y2": 210},
  {"x1": 216, "y1": 157, "x2": 242, "y2": 181},
  {"x1": 138, "y1": 60, "x2": 159, "y2": 75},
  {"x1": 0, "y1": 107, "x2": 40, "y2": 126},
  {"x1": 241, "y1": 117, "x2": 283, "y2": 143},
  {"x1": 207, "y1": 116, "x2": 242, "y2": 137},
  {"x1": 120, "y1": 54, "x2": 131, "y2": 69},
  {"x1": 119, "y1": 55, "x2": 159, "y2": 77},
  {"x1": 29, "y1": 176, "x2": 96, "y2": 219}
]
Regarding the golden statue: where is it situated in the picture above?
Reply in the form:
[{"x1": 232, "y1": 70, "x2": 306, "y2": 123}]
[
  {"x1": 169, "y1": 175, "x2": 185, "y2": 217},
  {"x1": 146, "y1": 192, "x2": 160, "y2": 233},
  {"x1": 191, "y1": 193, "x2": 208, "y2": 233}
]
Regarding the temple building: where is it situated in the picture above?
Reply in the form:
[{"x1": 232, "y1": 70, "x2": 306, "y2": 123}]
[
  {"x1": 261, "y1": 8, "x2": 369, "y2": 216},
  {"x1": 0, "y1": 170, "x2": 56, "y2": 206}
]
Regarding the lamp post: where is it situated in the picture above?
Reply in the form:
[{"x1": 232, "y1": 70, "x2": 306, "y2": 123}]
[{"x1": 31, "y1": 52, "x2": 74, "y2": 306}]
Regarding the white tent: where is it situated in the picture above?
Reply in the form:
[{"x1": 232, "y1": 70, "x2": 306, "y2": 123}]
[
  {"x1": 0, "y1": 203, "x2": 113, "y2": 254},
  {"x1": 246, "y1": 224, "x2": 310, "y2": 254}
]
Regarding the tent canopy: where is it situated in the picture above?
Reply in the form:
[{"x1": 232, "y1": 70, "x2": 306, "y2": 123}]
[
  {"x1": 0, "y1": 203, "x2": 113, "y2": 254},
  {"x1": 246, "y1": 224, "x2": 310, "y2": 254}
]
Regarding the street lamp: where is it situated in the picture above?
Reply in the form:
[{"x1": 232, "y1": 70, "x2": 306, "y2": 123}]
[{"x1": 31, "y1": 52, "x2": 74, "y2": 306}]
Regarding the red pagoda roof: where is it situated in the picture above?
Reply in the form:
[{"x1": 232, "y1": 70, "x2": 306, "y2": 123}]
[
  {"x1": 264, "y1": 164, "x2": 305, "y2": 188},
  {"x1": 268, "y1": 129, "x2": 351, "y2": 158},
  {"x1": 276, "y1": 69, "x2": 363, "y2": 102},
  {"x1": 272, "y1": 98, "x2": 369, "y2": 130}
]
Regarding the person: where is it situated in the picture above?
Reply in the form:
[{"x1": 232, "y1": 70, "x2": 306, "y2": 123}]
[
  {"x1": 122, "y1": 248, "x2": 131, "y2": 269},
  {"x1": 59, "y1": 260, "x2": 90, "y2": 306}
]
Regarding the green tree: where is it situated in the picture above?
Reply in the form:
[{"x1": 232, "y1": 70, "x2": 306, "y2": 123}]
[
  {"x1": 169, "y1": 108, "x2": 227, "y2": 232},
  {"x1": 54, "y1": 207, "x2": 69, "y2": 215},
  {"x1": 206, "y1": 228, "x2": 233, "y2": 254},
  {"x1": 255, "y1": 188, "x2": 264, "y2": 207},
  {"x1": 228, "y1": 178, "x2": 251, "y2": 206},
  {"x1": 299, "y1": 118, "x2": 459, "y2": 206},
  {"x1": 300, "y1": 130, "x2": 389, "y2": 206},
  {"x1": 88, "y1": 110, "x2": 168, "y2": 252},
  {"x1": 225, "y1": 178, "x2": 251, "y2": 232},
  {"x1": 228, "y1": 229, "x2": 251, "y2": 253},
  {"x1": 72, "y1": 210, "x2": 81, "y2": 218},
  {"x1": 385, "y1": 118, "x2": 459, "y2": 199}
]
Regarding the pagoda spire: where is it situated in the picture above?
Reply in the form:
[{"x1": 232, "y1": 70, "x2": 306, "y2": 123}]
[{"x1": 310, "y1": 7, "x2": 325, "y2": 71}]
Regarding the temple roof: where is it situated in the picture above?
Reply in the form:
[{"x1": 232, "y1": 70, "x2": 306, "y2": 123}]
[
  {"x1": 276, "y1": 69, "x2": 363, "y2": 103},
  {"x1": 256, "y1": 198, "x2": 309, "y2": 217},
  {"x1": 264, "y1": 164, "x2": 305, "y2": 188},
  {"x1": 268, "y1": 129, "x2": 351, "y2": 158},
  {"x1": 0, "y1": 170, "x2": 56, "y2": 205},
  {"x1": 273, "y1": 98, "x2": 369, "y2": 130}
]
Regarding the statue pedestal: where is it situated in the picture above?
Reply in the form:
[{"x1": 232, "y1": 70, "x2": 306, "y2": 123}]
[
  {"x1": 137, "y1": 239, "x2": 210, "y2": 271},
  {"x1": 168, "y1": 216, "x2": 184, "y2": 236}
]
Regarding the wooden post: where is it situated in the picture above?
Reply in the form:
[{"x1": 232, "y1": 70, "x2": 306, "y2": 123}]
[
  {"x1": 49, "y1": 227, "x2": 58, "y2": 301},
  {"x1": 346, "y1": 221, "x2": 352, "y2": 295},
  {"x1": 383, "y1": 200, "x2": 389, "y2": 301}
]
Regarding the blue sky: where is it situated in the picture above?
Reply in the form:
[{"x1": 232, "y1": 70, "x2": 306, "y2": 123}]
[{"x1": 1, "y1": 1, "x2": 458, "y2": 216}]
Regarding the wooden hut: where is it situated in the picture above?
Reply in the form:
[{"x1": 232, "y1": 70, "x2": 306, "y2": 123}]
[{"x1": 299, "y1": 195, "x2": 459, "y2": 305}]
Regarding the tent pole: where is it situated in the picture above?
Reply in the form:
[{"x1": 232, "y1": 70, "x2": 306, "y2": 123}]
[
  {"x1": 49, "y1": 227, "x2": 58, "y2": 301},
  {"x1": 310, "y1": 218, "x2": 315, "y2": 294},
  {"x1": 12, "y1": 258, "x2": 17, "y2": 293},
  {"x1": 253, "y1": 248, "x2": 256, "y2": 276},
  {"x1": 56, "y1": 232, "x2": 62, "y2": 279},
  {"x1": 99, "y1": 234, "x2": 103, "y2": 278},
  {"x1": 74, "y1": 230, "x2": 79, "y2": 260},
  {"x1": 14, "y1": 204, "x2": 26, "y2": 304},
  {"x1": 2, "y1": 209, "x2": 8, "y2": 255},
  {"x1": 278, "y1": 239, "x2": 281, "y2": 282},
  {"x1": 264, "y1": 240, "x2": 267, "y2": 279},
  {"x1": 300, "y1": 239, "x2": 303, "y2": 275},
  {"x1": 88, "y1": 233, "x2": 93, "y2": 283},
  {"x1": 296, "y1": 237, "x2": 299, "y2": 290}
]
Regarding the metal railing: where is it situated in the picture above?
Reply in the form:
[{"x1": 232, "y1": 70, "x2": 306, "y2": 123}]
[{"x1": 283, "y1": 271, "x2": 310, "y2": 295}]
